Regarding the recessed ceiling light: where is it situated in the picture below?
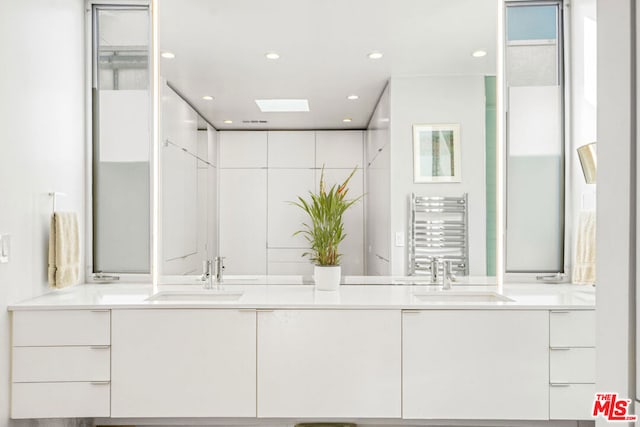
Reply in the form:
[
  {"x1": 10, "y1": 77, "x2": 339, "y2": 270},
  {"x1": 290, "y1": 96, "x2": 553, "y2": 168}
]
[
  {"x1": 347, "y1": 94, "x2": 359, "y2": 100},
  {"x1": 223, "y1": 120, "x2": 233, "y2": 124},
  {"x1": 368, "y1": 52, "x2": 383, "y2": 60},
  {"x1": 161, "y1": 51, "x2": 175, "y2": 59},
  {"x1": 202, "y1": 95, "x2": 214, "y2": 101},
  {"x1": 343, "y1": 118, "x2": 353, "y2": 123},
  {"x1": 265, "y1": 52, "x2": 280, "y2": 60},
  {"x1": 472, "y1": 50, "x2": 487, "y2": 58},
  {"x1": 255, "y1": 99, "x2": 309, "y2": 112}
]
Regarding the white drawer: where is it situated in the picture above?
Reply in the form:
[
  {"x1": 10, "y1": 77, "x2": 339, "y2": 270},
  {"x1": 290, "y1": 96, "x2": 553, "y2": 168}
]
[
  {"x1": 13, "y1": 309, "x2": 110, "y2": 346},
  {"x1": 549, "y1": 310, "x2": 595, "y2": 347},
  {"x1": 550, "y1": 347, "x2": 595, "y2": 383},
  {"x1": 11, "y1": 381, "x2": 110, "y2": 419},
  {"x1": 13, "y1": 346, "x2": 110, "y2": 382},
  {"x1": 549, "y1": 383, "x2": 596, "y2": 420}
]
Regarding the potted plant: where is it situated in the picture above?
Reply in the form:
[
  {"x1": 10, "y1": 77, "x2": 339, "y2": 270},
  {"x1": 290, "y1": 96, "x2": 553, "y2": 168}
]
[{"x1": 292, "y1": 167, "x2": 362, "y2": 291}]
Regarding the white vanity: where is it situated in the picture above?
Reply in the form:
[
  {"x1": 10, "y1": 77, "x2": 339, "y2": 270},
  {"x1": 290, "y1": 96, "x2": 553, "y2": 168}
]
[{"x1": 8, "y1": 282, "x2": 595, "y2": 424}]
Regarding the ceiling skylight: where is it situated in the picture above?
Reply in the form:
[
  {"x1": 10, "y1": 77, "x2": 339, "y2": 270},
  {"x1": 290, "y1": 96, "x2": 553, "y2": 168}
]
[{"x1": 255, "y1": 99, "x2": 310, "y2": 112}]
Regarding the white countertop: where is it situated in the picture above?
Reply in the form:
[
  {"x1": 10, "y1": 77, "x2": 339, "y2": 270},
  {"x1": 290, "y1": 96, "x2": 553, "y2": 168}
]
[{"x1": 7, "y1": 276, "x2": 595, "y2": 310}]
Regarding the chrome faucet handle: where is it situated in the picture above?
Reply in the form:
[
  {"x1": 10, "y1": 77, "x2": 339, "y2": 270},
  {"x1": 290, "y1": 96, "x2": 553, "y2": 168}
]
[
  {"x1": 213, "y1": 256, "x2": 226, "y2": 284},
  {"x1": 442, "y1": 260, "x2": 456, "y2": 290},
  {"x1": 201, "y1": 259, "x2": 213, "y2": 289},
  {"x1": 430, "y1": 257, "x2": 443, "y2": 284}
]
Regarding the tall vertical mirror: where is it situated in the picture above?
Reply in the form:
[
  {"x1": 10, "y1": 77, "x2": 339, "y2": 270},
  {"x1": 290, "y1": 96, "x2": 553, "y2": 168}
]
[{"x1": 90, "y1": 5, "x2": 151, "y2": 277}]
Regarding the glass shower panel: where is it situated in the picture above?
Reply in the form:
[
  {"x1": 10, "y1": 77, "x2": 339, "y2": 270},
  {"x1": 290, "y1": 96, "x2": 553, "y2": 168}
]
[
  {"x1": 93, "y1": 7, "x2": 150, "y2": 274},
  {"x1": 505, "y1": 2, "x2": 564, "y2": 273}
]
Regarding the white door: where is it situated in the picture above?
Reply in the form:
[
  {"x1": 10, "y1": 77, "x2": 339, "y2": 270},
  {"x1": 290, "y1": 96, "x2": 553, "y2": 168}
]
[
  {"x1": 402, "y1": 310, "x2": 549, "y2": 420},
  {"x1": 257, "y1": 309, "x2": 401, "y2": 418},
  {"x1": 219, "y1": 168, "x2": 267, "y2": 274},
  {"x1": 111, "y1": 309, "x2": 256, "y2": 417},
  {"x1": 267, "y1": 169, "x2": 315, "y2": 249}
]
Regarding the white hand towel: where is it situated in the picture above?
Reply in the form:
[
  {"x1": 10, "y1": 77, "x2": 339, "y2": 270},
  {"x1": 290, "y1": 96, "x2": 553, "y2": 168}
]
[
  {"x1": 572, "y1": 211, "x2": 596, "y2": 285},
  {"x1": 48, "y1": 212, "x2": 80, "y2": 289}
]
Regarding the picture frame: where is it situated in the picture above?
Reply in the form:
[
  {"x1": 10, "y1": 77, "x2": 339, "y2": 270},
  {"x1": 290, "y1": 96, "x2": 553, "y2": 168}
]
[{"x1": 413, "y1": 123, "x2": 461, "y2": 183}]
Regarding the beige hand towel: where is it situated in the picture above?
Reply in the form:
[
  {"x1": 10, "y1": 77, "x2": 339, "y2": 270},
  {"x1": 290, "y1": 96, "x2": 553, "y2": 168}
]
[
  {"x1": 48, "y1": 212, "x2": 80, "y2": 289},
  {"x1": 572, "y1": 211, "x2": 596, "y2": 285}
]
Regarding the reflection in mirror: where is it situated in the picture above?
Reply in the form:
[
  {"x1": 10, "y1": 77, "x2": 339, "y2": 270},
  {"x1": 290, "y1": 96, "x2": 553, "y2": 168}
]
[
  {"x1": 91, "y1": 6, "x2": 150, "y2": 275},
  {"x1": 505, "y1": 2, "x2": 564, "y2": 274},
  {"x1": 503, "y1": 0, "x2": 597, "y2": 283},
  {"x1": 155, "y1": 0, "x2": 497, "y2": 279}
]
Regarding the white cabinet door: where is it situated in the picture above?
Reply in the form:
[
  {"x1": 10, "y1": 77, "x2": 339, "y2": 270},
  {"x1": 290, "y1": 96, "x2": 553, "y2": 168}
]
[
  {"x1": 403, "y1": 310, "x2": 549, "y2": 420},
  {"x1": 219, "y1": 169, "x2": 267, "y2": 274},
  {"x1": 365, "y1": 156, "x2": 390, "y2": 275},
  {"x1": 111, "y1": 309, "x2": 256, "y2": 418},
  {"x1": 268, "y1": 131, "x2": 315, "y2": 168},
  {"x1": 315, "y1": 168, "x2": 364, "y2": 275},
  {"x1": 268, "y1": 169, "x2": 315, "y2": 248},
  {"x1": 316, "y1": 130, "x2": 364, "y2": 169},
  {"x1": 12, "y1": 310, "x2": 110, "y2": 346},
  {"x1": 257, "y1": 310, "x2": 401, "y2": 418},
  {"x1": 12, "y1": 382, "x2": 110, "y2": 419},
  {"x1": 549, "y1": 383, "x2": 596, "y2": 420},
  {"x1": 219, "y1": 131, "x2": 267, "y2": 168},
  {"x1": 162, "y1": 83, "x2": 197, "y2": 154},
  {"x1": 549, "y1": 310, "x2": 596, "y2": 347},
  {"x1": 267, "y1": 248, "x2": 313, "y2": 275},
  {"x1": 162, "y1": 142, "x2": 198, "y2": 264}
]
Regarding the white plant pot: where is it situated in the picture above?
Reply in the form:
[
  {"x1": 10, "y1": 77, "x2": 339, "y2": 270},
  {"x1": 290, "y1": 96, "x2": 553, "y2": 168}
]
[{"x1": 314, "y1": 265, "x2": 341, "y2": 291}]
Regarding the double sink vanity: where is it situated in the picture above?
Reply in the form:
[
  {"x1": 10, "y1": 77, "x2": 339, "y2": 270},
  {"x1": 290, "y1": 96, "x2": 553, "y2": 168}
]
[{"x1": 9, "y1": 278, "x2": 595, "y2": 424}]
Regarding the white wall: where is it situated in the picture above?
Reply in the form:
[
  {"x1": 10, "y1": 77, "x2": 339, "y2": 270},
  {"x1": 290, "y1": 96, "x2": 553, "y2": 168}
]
[
  {"x1": 389, "y1": 75, "x2": 487, "y2": 275},
  {"x1": 596, "y1": 0, "x2": 636, "y2": 423},
  {"x1": 219, "y1": 130, "x2": 364, "y2": 276},
  {"x1": 0, "y1": 1, "x2": 87, "y2": 427},
  {"x1": 160, "y1": 83, "x2": 217, "y2": 276},
  {"x1": 365, "y1": 85, "x2": 391, "y2": 275}
]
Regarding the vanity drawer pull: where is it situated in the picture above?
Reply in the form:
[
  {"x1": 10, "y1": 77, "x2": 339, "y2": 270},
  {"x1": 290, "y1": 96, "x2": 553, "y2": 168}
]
[
  {"x1": 550, "y1": 311, "x2": 570, "y2": 314},
  {"x1": 90, "y1": 309, "x2": 110, "y2": 313},
  {"x1": 256, "y1": 309, "x2": 274, "y2": 313},
  {"x1": 90, "y1": 381, "x2": 110, "y2": 386},
  {"x1": 90, "y1": 345, "x2": 110, "y2": 350},
  {"x1": 238, "y1": 309, "x2": 256, "y2": 313},
  {"x1": 403, "y1": 310, "x2": 422, "y2": 314},
  {"x1": 550, "y1": 383, "x2": 571, "y2": 387},
  {"x1": 550, "y1": 347, "x2": 571, "y2": 351}
]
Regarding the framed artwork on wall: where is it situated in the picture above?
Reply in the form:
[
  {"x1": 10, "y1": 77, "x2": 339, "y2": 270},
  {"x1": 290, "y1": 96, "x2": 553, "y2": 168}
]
[{"x1": 413, "y1": 123, "x2": 461, "y2": 183}]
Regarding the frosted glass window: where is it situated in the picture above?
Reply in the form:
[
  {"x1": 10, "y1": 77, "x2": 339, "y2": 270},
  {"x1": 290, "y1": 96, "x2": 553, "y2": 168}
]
[
  {"x1": 505, "y1": 1, "x2": 565, "y2": 273},
  {"x1": 92, "y1": 6, "x2": 151, "y2": 274}
]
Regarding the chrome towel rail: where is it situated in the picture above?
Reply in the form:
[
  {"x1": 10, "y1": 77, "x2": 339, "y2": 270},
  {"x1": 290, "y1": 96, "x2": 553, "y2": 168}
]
[{"x1": 408, "y1": 193, "x2": 469, "y2": 276}]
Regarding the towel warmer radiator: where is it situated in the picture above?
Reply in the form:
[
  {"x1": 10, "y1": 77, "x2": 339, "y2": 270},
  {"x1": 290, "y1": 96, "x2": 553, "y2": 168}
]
[{"x1": 408, "y1": 193, "x2": 469, "y2": 276}]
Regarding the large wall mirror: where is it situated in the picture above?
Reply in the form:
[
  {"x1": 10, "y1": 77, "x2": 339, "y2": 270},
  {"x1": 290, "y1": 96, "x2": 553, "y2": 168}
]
[
  {"x1": 93, "y1": 0, "x2": 498, "y2": 278},
  {"x1": 88, "y1": 0, "x2": 597, "y2": 285},
  {"x1": 153, "y1": 0, "x2": 498, "y2": 280}
]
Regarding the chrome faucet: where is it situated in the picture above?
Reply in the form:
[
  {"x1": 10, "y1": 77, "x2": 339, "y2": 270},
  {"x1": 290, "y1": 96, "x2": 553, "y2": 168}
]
[
  {"x1": 442, "y1": 260, "x2": 456, "y2": 290},
  {"x1": 201, "y1": 259, "x2": 213, "y2": 289},
  {"x1": 213, "y1": 256, "x2": 225, "y2": 285},
  {"x1": 429, "y1": 257, "x2": 441, "y2": 284}
]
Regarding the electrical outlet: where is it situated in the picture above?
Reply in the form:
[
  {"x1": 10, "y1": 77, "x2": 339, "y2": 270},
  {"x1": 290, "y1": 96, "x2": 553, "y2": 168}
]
[
  {"x1": 395, "y1": 232, "x2": 405, "y2": 247},
  {"x1": 0, "y1": 234, "x2": 10, "y2": 263}
]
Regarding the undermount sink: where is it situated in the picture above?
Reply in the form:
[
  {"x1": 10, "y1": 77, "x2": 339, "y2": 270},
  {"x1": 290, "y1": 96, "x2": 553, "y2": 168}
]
[
  {"x1": 412, "y1": 291, "x2": 514, "y2": 303},
  {"x1": 146, "y1": 290, "x2": 244, "y2": 302}
]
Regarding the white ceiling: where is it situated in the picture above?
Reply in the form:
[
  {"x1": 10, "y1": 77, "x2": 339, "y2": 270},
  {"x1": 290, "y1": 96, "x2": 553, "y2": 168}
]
[{"x1": 159, "y1": 0, "x2": 497, "y2": 130}]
